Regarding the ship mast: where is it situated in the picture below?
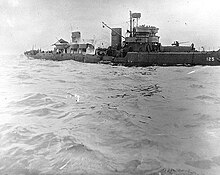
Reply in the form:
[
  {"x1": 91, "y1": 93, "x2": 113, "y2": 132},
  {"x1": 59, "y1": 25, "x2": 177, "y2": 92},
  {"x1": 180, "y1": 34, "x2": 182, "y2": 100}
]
[{"x1": 130, "y1": 11, "x2": 133, "y2": 37}]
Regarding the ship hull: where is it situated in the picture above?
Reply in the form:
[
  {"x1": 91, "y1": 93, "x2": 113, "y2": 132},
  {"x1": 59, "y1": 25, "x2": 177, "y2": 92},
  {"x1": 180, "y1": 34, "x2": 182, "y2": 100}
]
[
  {"x1": 114, "y1": 51, "x2": 220, "y2": 66},
  {"x1": 25, "y1": 53, "x2": 100, "y2": 63},
  {"x1": 25, "y1": 51, "x2": 220, "y2": 66}
]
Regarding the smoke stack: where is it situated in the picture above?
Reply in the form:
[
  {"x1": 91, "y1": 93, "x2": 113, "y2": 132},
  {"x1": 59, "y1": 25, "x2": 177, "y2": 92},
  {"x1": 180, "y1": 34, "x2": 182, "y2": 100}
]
[
  {"x1": 72, "y1": 31, "x2": 81, "y2": 43},
  {"x1": 111, "y1": 28, "x2": 122, "y2": 49}
]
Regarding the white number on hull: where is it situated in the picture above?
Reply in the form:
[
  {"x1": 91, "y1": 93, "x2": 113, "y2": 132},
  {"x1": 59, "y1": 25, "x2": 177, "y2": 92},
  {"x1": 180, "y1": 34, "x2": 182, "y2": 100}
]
[{"x1": 206, "y1": 57, "x2": 215, "y2": 61}]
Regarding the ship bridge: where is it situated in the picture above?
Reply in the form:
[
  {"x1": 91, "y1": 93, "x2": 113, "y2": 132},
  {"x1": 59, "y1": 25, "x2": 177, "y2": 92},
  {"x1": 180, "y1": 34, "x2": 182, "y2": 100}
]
[
  {"x1": 135, "y1": 25, "x2": 159, "y2": 35},
  {"x1": 133, "y1": 25, "x2": 160, "y2": 43},
  {"x1": 124, "y1": 11, "x2": 161, "y2": 52}
]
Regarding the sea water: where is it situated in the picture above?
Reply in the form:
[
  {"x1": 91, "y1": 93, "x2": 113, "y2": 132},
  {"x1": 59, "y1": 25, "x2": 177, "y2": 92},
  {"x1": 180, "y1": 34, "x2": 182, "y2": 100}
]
[{"x1": 0, "y1": 55, "x2": 220, "y2": 175}]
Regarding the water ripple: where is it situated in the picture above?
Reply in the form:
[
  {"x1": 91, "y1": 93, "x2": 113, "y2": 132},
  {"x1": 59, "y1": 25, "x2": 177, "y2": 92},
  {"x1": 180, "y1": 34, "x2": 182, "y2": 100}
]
[{"x1": 0, "y1": 55, "x2": 220, "y2": 174}]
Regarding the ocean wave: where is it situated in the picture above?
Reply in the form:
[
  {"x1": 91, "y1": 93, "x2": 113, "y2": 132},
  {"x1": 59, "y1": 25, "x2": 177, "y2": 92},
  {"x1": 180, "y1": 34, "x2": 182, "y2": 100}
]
[{"x1": 0, "y1": 56, "x2": 220, "y2": 174}]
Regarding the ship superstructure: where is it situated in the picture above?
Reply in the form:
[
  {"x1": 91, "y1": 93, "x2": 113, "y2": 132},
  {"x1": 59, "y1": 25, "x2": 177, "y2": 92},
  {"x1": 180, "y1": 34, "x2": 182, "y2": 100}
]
[{"x1": 124, "y1": 11, "x2": 161, "y2": 52}]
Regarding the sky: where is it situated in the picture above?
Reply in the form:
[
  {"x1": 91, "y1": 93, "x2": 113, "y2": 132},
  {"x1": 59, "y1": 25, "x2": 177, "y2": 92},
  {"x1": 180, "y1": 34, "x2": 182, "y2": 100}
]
[{"x1": 0, "y1": 0, "x2": 220, "y2": 54}]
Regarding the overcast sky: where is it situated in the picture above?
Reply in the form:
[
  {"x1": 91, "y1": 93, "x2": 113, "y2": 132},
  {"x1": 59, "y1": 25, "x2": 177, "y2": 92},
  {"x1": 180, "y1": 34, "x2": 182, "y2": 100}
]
[{"x1": 1, "y1": 0, "x2": 220, "y2": 54}]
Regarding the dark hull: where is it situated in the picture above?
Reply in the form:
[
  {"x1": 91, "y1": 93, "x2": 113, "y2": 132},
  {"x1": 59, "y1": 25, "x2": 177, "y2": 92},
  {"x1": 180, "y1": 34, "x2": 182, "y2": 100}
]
[
  {"x1": 25, "y1": 53, "x2": 100, "y2": 63},
  {"x1": 116, "y1": 51, "x2": 220, "y2": 66},
  {"x1": 25, "y1": 51, "x2": 220, "y2": 66}
]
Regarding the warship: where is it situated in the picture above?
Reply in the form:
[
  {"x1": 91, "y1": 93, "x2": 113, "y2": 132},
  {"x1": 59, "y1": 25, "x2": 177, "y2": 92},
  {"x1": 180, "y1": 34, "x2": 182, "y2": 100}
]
[{"x1": 24, "y1": 11, "x2": 220, "y2": 66}]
